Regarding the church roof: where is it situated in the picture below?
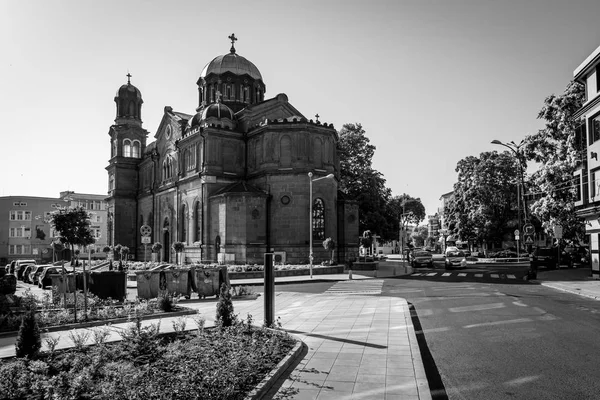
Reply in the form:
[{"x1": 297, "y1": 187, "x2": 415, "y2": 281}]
[
  {"x1": 200, "y1": 52, "x2": 262, "y2": 81},
  {"x1": 211, "y1": 181, "x2": 267, "y2": 197}
]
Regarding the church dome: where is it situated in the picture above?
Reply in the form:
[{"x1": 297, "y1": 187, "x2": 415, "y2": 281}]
[
  {"x1": 116, "y1": 82, "x2": 142, "y2": 101},
  {"x1": 200, "y1": 52, "x2": 262, "y2": 81},
  {"x1": 188, "y1": 111, "x2": 203, "y2": 128},
  {"x1": 201, "y1": 102, "x2": 235, "y2": 120}
]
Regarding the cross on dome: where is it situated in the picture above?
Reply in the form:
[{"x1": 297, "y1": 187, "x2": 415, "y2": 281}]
[
  {"x1": 215, "y1": 91, "x2": 222, "y2": 103},
  {"x1": 126, "y1": 72, "x2": 132, "y2": 84},
  {"x1": 228, "y1": 33, "x2": 238, "y2": 53},
  {"x1": 315, "y1": 113, "x2": 320, "y2": 122}
]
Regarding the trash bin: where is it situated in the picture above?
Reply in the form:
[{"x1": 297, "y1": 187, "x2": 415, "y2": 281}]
[
  {"x1": 89, "y1": 271, "x2": 127, "y2": 302},
  {"x1": 136, "y1": 270, "x2": 161, "y2": 299},
  {"x1": 50, "y1": 273, "x2": 76, "y2": 293},
  {"x1": 162, "y1": 268, "x2": 191, "y2": 299},
  {"x1": 194, "y1": 266, "x2": 231, "y2": 299}
]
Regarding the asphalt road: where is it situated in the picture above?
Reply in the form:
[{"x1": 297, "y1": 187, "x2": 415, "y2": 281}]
[{"x1": 272, "y1": 265, "x2": 600, "y2": 400}]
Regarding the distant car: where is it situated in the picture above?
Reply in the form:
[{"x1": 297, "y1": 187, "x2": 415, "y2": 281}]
[
  {"x1": 21, "y1": 265, "x2": 35, "y2": 283},
  {"x1": 38, "y1": 266, "x2": 61, "y2": 289},
  {"x1": 530, "y1": 247, "x2": 558, "y2": 270},
  {"x1": 445, "y1": 251, "x2": 467, "y2": 269},
  {"x1": 561, "y1": 246, "x2": 590, "y2": 268},
  {"x1": 15, "y1": 260, "x2": 36, "y2": 281},
  {"x1": 29, "y1": 265, "x2": 48, "y2": 285},
  {"x1": 412, "y1": 251, "x2": 434, "y2": 268}
]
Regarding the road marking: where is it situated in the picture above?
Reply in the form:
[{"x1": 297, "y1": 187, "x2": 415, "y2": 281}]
[
  {"x1": 324, "y1": 280, "x2": 384, "y2": 295},
  {"x1": 421, "y1": 326, "x2": 451, "y2": 333},
  {"x1": 464, "y1": 318, "x2": 532, "y2": 328},
  {"x1": 458, "y1": 273, "x2": 467, "y2": 277},
  {"x1": 449, "y1": 303, "x2": 505, "y2": 312},
  {"x1": 426, "y1": 273, "x2": 437, "y2": 276},
  {"x1": 475, "y1": 274, "x2": 483, "y2": 278},
  {"x1": 490, "y1": 274, "x2": 500, "y2": 278},
  {"x1": 432, "y1": 285, "x2": 474, "y2": 290},
  {"x1": 442, "y1": 273, "x2": 452, "y2": 277},
  {"x1": 507, "y1": 274, "x2": 517, "y2": 279}
]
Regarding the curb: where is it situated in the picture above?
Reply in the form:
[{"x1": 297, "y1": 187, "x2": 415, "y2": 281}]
[
  {"x1": 0, "y1": 308, "x2": 198, "y2": 339},
  {"x1": 540, "y1": 282, "x2": 600, "y2": 300},
  {"x1": 402, "y1": 299, "x2": 433, "y2": 400},
  {"x1": 244, "y1": 339, "x2": 304, "y2": 400}
]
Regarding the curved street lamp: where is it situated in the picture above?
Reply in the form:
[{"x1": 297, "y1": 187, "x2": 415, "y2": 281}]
[{"x1": 308, "y1": 172, "x2": 335, "y2": 278}]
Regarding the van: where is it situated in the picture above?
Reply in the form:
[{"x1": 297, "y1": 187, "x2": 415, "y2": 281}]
[{"x1": 14, "y1": 259, "x2": 36, "y2": 280}]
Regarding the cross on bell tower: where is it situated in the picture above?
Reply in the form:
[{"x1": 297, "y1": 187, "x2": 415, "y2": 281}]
[
  {"x1": 126, "y1": 72, "x2": 132, "y2": 84},
  {"x1": 228, "y1": 33, "x2": 238, "y2": 53}
]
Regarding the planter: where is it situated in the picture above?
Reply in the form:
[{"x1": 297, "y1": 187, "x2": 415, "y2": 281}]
[{"x1": 350, "y1": 262, "x2": 379, "y2": 271}]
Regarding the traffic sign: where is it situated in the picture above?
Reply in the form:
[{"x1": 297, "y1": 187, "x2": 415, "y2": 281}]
[
  {"x1": 141, "y1": 236, "x2": 151, "y2": 244},
  {"x1": 140, "y1": 225, "x2": 151, "y2": 237},
  {"x1": 525, "y1": 235, "x2": 534, "y2": 244},
  {"x1": 523, "y1": 223, "x2": 535, "y2": 235},
  {"x1": 514, "y1": 229, "x2": 520, "y2": 236},
  {"x1": 515, "y1": 235, "x2": 520, "y2": 241}
]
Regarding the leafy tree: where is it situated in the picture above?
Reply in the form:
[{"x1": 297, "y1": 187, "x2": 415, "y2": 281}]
[
  {"x1": 522, "y1": 81, "x2": 586, "y2": 241},
  {"x1": 49, "y1": 207, "x2": 95, "y2": 264},
  {"x1": 445, "y1": 152, "x2": 520, "y2": 247},
  {"x1": 411, "y1": 225, "x2": 429, "y2": 247},
  {"x1": 215, "y1": 283, "x2": 236, "y2": 328},
  {"x1": 322, "y1": 237, "x2": 336, "y2": 264},
  {"x1": 338, "y1": 123, "x2": 394, "y2": 239}
]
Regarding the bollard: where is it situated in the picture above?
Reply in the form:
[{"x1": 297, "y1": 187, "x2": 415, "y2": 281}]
[
  {"x1": 264, "y1": 253, "x2": 274, "y2": 327},
  {"x1": 348, "y1": 269, "x2": 353, "y2": 280}
]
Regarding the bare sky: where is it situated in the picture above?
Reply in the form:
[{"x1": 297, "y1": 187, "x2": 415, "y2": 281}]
[{"x1": 1, "y1": 0, "x2": 600, "y2": 220}]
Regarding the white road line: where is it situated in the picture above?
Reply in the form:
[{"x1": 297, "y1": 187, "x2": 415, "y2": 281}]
[
  {"x1": 426, "y1": 273, "x2": 437, "y2": 276},
  {"x1": 325, "y1": 280, "x2": 384, "y2": 295},
  {"x1": 507, "y1": 274, "x2": 516, "y2": 279},
  {"x1": 421, "y1": 326, "x2": 451, "y2": 333},
  {"x1": 449, "y1": 303, "x2": 505, "y2": 313},
  {"x1": 458, "y1": 273, "x2": 467, "y2": 277},
  {"x1": 490, "y1": 274, "x2": 500, "y2": 278},
  {"x1": 475, "y1": 274, "x2": 483, "y2": 278},
  {"x1": 442, "y1": 273, "x2": 452, "y2": 277},
  {"x1": 464, "y1": 318, "x2": 532, "y2": 328}
]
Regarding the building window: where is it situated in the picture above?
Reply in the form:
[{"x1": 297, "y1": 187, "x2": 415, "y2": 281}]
[
  {"x1": 592, "y1": 168, "x2": 600, "y2": 198},
  {"x1": 9, "y1": 211, "x2": 31, "y2": 221},
  {"x1": 194, "y1": 201, "x2": 201, "y2": 242},
  {"x1": 132, "y1": 140, "x2": 141, "y2": 158},
  {"x1": 109, "y1": 174, "x2": 115, "y2": 191},
  {"x1": 180, "y1": 204, "x2": 187, "y2": 243},
  {"x1": 123, "y1": 139, "x2": 132, "y2": 157},
  {"x1": 9, "y1": 245, "x2": 30, "y2": 255},
  {"x1": 312, "y1": 198, "x2": 325, "y2": 240},
  {"x1": 590, "y1": 115, "x2": 600, "y2": 145},
  {"x1": 575, "y1": 175, "x2": 582, "y2": 202},
  {"x1": 243, "y1": 87, "x2": 250, "y2": 103}
]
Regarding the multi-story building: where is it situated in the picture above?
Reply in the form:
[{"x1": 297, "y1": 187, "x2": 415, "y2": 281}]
[
  {"x1": 573, "y1": 44, "x2": 600, "y2": 280},
  {"x1": 0, "y1": 193, "x2": 109, "y2": 265}
]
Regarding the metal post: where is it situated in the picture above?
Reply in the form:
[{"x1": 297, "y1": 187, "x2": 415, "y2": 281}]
[
  {"x1": 264, "y1": 253, "x2": 274, "y2": 326},
  {"x1": 308, "y1": 172, "x2": 313, "y2": 279}
]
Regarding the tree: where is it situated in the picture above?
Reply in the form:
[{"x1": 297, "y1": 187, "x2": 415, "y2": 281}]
[
  {"x1": 445, "y1": 152, "x2": 520, "y2": 247},
  {"x1": 523, "y1": 81, "x2": 586, "y2": 241},
  {"x1": 411, "y1": 225, "x2": 429, "y2": 247},
  {"x1": 322, "y1": 237, "x2": 336, "y2": 264},
  {"x1": 15, "y1": 310, "x2": 41, "y2": 359},
  {"x1": 338, "y1": 123, "x2": 394, "y2": 239}
]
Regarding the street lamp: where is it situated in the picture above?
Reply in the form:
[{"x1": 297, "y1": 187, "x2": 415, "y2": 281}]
[
  {"x1": 308, "y1": 172, "x2": 335, "y2": 279},
  {"x1": 492, "y1": 139, "x2": 527, "y2": 255}
]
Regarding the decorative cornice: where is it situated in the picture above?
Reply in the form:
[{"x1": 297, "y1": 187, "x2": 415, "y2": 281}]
[{"x1": 574, "y1": 94, "x2": 600, "y2": 119}]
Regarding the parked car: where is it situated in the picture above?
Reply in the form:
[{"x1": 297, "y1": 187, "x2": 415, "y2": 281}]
[
  {"x1": 530, "y1": 247, "x2": 558, "y2": 270},
  {"x1": 15, "y1": 260, "x2": 36, "y2": 281},
  {"x1": 561, "y1": 246, "x2": 590, "y2": 268},
  {"x1": 38, "y1": 266, "x2": 61, "y2": 289},
  {"x1": 445, "y1": 250, "x2": 467, "y2": 269},
  {"x1": 412, "y1": 251, "x2": 434, "y2": 268},
  {"x1": 29, "y1": 265, "x2": 48, "y2": 285},
  {"x1": 21, "y1": 265, "x2": 35, "y2": 283}
]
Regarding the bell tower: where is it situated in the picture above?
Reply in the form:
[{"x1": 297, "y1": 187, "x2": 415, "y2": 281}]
[{"x1": 106, "y1": 73, "x2": 148, "y2": 255}]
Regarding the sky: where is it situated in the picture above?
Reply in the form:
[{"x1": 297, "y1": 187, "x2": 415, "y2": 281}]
[{"x1": 2, "y1": 0, "x2": 600, "y2": 218}]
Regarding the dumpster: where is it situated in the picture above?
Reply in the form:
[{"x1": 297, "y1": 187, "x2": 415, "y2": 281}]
[
  {"x1": 194, "y1": 266, "x2": 231, "y2": 299},
  {"x1": 50, "y1": 273, "x2": 76, "y2": 293},
  {"x1": 89, "y1": 271, "x2": 127, "y2": 301},
  {"x1": 162, "y1": 268, "x2": 191, "y2": 299},
  {"x1": 136, "y1": 270, "x2": 161, "y2": 299}
]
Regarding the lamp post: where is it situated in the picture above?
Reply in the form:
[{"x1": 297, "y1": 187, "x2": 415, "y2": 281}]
[
  {"x1": 308, "y1": 172, "x2": 335, "y2": 279},
  {"x1": 492, "y1": 139, "x2": 527, "y2": 254}
]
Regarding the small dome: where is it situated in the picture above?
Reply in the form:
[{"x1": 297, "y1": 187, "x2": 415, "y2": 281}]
[
  {"x1": 116, "y1": 83, "x2": 142, "y2": 100},
  {"x1": 201, "y1": 102, "x2": 235, "y2": 121},
  {"x1": 200, "y1": 52, "x2": 262, "y2": 81},
  {"x1": 188, "y1": 111, "x2": 203, "y2": 128}
]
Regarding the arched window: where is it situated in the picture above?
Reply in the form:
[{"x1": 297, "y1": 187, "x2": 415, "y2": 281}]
[
  {"x1": 312, "y1": 198, "x2": 325, "y2": 240},
  {"x1": 194, "y1": 201, "x2": 201, "y2": 242},
  {"x1": 123, "y1": 139, "x2": 132, "y2": 158},
  {"x1": 132, "y1": 140, "x2": 141, "y2": 158},
  {"x1": 180, "y1": 204, "x2": 187, "y2": 243},
  {"x1": 128, "y1": 101, "x2": 135, "y2": 116},
  {"x1": 280, "y1": 135, "x2": 292, "y2": 166}
]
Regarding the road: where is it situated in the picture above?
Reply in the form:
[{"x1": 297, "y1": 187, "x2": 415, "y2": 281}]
[{"x1": 273, "y1": 263, "x2": 600, "y2": 400}]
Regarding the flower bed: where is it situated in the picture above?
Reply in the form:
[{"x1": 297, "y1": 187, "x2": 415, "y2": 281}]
[
  {"x1": 0, "y1": 316, "x2": 297, "y2": 400},
  {"x1": 228, "y1": 265, "x2": 344, "y2": 280}
]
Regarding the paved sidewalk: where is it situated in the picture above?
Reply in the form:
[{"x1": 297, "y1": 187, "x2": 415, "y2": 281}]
[
  {"x1": 0, "y1": 290, "x2": 431, "y2": 400},
  {"x1": 535, "y1": 267, "x2": 600, "y2": 300}
]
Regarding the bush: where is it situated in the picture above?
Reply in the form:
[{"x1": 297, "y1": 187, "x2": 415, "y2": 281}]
[
  {"x1": 0, "y1": 274, "x2": 17, "y2": 295},
  {"x1": 157, "y1": 292, "x2": 174, "y2": 312},
  {"x1": 216, "y1": 283, "x2": 236, "y2": 328},
  {"x1": 15, "y1": 310, "x2": 41, "y2": 359}
]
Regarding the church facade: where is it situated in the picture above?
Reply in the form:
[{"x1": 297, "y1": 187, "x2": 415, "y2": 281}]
[{"x1": 106, "y1": 35, "x2": 359, "y2": 265}]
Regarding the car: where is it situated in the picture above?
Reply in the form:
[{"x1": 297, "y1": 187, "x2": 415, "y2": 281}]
[
  {"x1": 14, "y1": 260, "x2": 36, "y2": 281},
  {"x1": 530, "y1": 247, "x2": 558, "y2": 270},
  {"x1": 21, "y1": 265, "x2": 35, "y2": 283},
  {"x1": 29, "y1": 265, "x2": 48, "y2": 285},
  {"x1": 561, "y1": 246, "x2": 590, "y2": 268},
  {"x1": 412, "y1": 250, "x2": 434, "y2": 268},
  {"x1": 445, "y1": 250, "x2": 467, "y2": 269},
  {"x1": 38, "y1": 266, "x2": 61, "y2": 289}
]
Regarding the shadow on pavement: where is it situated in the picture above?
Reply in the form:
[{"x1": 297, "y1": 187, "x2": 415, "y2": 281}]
[
  {"x1": 408, "y1": 302, "x2": 449, "y2": 400},
  {"x1": 536, "y1": 266, "x2": 594, "y2": 282}
]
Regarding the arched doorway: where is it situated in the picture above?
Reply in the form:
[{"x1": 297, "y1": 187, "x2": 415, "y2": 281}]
[{"x1": 163, "y1": 217, "x2": 170, "y2": 262}]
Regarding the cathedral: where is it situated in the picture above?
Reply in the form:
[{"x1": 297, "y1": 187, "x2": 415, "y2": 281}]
[{"x1": 106, "y1": 34, "x2": 358, "y2": 265}]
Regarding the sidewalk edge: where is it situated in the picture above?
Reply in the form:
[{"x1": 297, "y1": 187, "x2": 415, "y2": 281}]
[
  {"x1": 540, "y1": 282, "x2": 600, "y2": 300},
  {"x1": 402, "y1": 299, "x2": 433, "y2": 400}
]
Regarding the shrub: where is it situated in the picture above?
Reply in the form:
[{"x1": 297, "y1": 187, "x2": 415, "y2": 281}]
[
  {"x1": 216, "y1": 283, "x2": 236, "y2": 328},
  {"x1": 0, "y1": 274, "x2": 17, "y2": 295},
  {"x1": 157, "y1": 292, "x2": 174, "y2": 312},
  {"x1": 15, "y1": 310, "x2": 41, "y2": 359}
]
